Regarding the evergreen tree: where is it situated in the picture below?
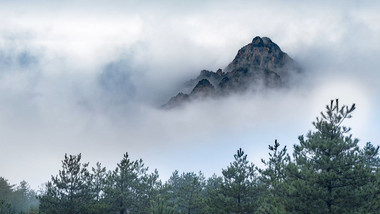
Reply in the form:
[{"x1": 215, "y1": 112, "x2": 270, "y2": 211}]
[
  {"x1": 0, "y1": 177, "x2": 38, "y2": 213},
  {"x1": 105, "y1": 152, "x2": 157, "y2": 214},
  {"x1": 151, "y1": 196, "x2": 177, "y2": 214},
  {"x1": 358, "y1": 142, "x2": 380, "y2": 212},
  {"x1": 257, "y1": 140, "x2": 289, "y2": 214},
  {"x1": 361, "y1": 142, "x2": 380, "y2": 171},
  {"x1": 287, "y1": 99, "x2": 374, "y2": 213},
  {"x1": 163, "y1": 171, "x2": 206, "y2": 214},
  {"x1": 12, "y1": 181, "x2": 39, "y2": 213},
  {"x1": 0, "y1": 177, "x2": 14, "y2": 207},
  {"x1": 87, "y1": 162, "x2": 111, "y2": 213},
  {"x1": 204, "y1": 175, "x2": 226, "y2": 214},
  {"x1": 221, "y1": 148, "x2": 258, "y2": 214},
  {"x1": 0, "y1": 200, "x2": 14, "y2": 214},
  {"x1": 142, "y1": 168, "x2": 161, "y2": 210},
  {"x1": 39, "y1": 153, "x2": 92, "y2": 214}
]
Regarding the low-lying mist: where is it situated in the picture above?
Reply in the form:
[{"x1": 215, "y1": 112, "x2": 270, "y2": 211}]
[{"x1": 1, "y1": 0, "x2": 380, "y2": 190}]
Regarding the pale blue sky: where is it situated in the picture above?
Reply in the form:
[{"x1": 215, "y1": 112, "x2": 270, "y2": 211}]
[{"x1": 1, "y1": 0, "x2": 380, "y2": 189}]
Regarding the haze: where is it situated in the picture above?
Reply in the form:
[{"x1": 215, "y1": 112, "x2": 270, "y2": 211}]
[{"x1": 1, "y1": 0, "x2": 380, "y2": 190}]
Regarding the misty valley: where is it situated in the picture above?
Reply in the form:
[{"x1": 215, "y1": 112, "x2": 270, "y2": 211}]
[
  {"x1": 2, "y1": 1, "x2": 380, "y2": 213},
  {"x1": 2, "y1": 99, "x2": 380, "y2": 213}
]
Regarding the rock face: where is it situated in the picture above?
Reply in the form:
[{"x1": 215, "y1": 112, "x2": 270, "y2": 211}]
[
  {"x1": 185, "y1": 69, "x2": 224, "y2": 91},
  {"x1": 227, "y1": 36, "x2": 293, "y2": 73},
  {"x1": 190, "y1": 79, "x2": 215, "y2": 97},
  {"x1": 221, "y1": 36, "x2": 294, "y2": 92},
  {"x1": 162, "y1": 36, "x2": 299, "y2": 109},
  {"x1": 163, "y1": 93, "x2": 190, "y2": 109}
]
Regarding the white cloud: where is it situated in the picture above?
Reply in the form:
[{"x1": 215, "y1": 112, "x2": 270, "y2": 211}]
[{"x1": 0, "y1": 0, "x2": 380, "y2": 189}]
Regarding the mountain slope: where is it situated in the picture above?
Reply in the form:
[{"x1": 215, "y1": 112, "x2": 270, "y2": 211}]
[{"x1": 163, "y1": 36, "x2": 299, "y2": 109}]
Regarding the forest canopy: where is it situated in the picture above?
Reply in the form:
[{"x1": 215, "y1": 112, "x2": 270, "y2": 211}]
[{"x1": 1, "y1": 99, "x2": 380, "y2": 214}]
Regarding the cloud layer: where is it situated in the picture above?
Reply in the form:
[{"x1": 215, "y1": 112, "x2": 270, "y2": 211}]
[{"x1": 1, "y1": 0, "x2": 380, "y2": 189}]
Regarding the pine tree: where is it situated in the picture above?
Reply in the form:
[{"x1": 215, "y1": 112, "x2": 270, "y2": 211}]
[
  {"x1": 39, "y1": 153, "x2": 92, "y2": 214},
  {"x1": 204, "y1": 175, "x2": 226, "y2": 214},
  {"x1": 361, "y1": 142, "x2": 380, "y2": 171},
  {"x1": 151, "y1": 197, "x2": 177, "y2": 214},
  {"x1": 0, "y1": 200, "x2": 14, "y2": 214},
  {"x1": 257, "y1": 140, "x2": 289, "y2": 213},
  {"x1": 358, "y1": 142, "x2": 380, "y2": 212},
  {"x1": 0, "y1": 177, "x2": 14, "y2": 207},
  {"x1": 105, "y1": 152, "x2": 157, "y2": 214},
  {"x1": 287, "y1": 99, "x2": 374, "y2": 213},
  {"x1": 87, "y1": 162, "x2": 111, "y2": 213},
  {"x1": 163, "y1": 171, "x2": 206, "y2": 214},
  {"x1": 12, "y1": 181, "x2": 39, "y2": 213},
  {"x1": 141, "y1": 168, "x2": 161, "y2": 211},
  {"x1": 221, "y1": 148, "x2": 258, "y2": 214}
]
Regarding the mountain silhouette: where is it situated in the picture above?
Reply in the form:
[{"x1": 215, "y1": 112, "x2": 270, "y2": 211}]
[{"x1": 163, "y1": 36, "x2": 300, "y2": 109}]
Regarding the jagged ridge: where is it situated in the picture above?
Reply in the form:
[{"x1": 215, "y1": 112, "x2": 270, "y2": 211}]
[{"x1": 162, "y1": 36, "x2": 299, "y2": 109}]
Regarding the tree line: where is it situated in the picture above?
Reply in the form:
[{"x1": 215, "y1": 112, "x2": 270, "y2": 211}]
[
  {"x1": 2, "y1": 99, "x2": 380, "y2": 213},
  {"x1": 0, "y1": 178, "x2": 39, "y2": 214}
]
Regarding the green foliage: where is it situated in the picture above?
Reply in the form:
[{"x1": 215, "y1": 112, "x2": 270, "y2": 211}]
[
  {"x1": 151, "y1": 197, "x2": 177, "y2": 214},
  {"x1": 257, "y1": 140, "x2": 289, "y2": 214},
  {"x1": 104, "y1": 152, "x2": 160, "y2": 214},
  {"x1": 12, "y1": 181, "x2": 39, "y2": 213},
  {"x1": 221, "y1": 148, "x2": 258, "y2": 213},
  {"x1": 361, "y1": 142, "x2": 380, "y2": 171},
  {"x1": 39, "y1": 153, "x2": 92, "y2": 214},
  {"x1": 0, "y1": 177, "x2": 38, "y2": 213},
  {"x1": 204, "y1": 175, "x2": 226, "y2": 214},
  {"x1": 162, "y1": 171, "x2": 206, "y2": 214},
  {"x1": 0, "y1": 177, "x2": 14, "y2": 205},
  {"x1": 86, "y1": 162, "x2": 111, "y2": 213},
  {"x1": 7, "y1": 98, "x2": 380, "y2": 214},
  {"x1": 0, "y1": 200, "x2": 14, "y2": 214},
  {"x1": 287, "y1": 99, "x2": 375, "y2": 213},
  {"x1": 37, "y1": 152, "x2": 160, "y2": 214}
]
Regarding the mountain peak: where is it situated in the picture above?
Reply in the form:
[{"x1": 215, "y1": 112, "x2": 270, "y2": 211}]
[
  {"x1": 162, "y1": 92, "x2": 190, "y2": 109},
  {"x1": 261, "y1": 37, "x2": 273, "y2": 44},
  {"x1": 191, "y1": 79, "x2": 215, "y2": 97},
  {"x1": 227, "y1": 36, "x2": 288, "y2": 72},
  {"x1": 252, "y1": 36, "x2": 264, "y2": 46},
  {"x1": 251, "y1": 36, "x2": 276, "y2": 47},
  {"x1": 162, "y1": 36, "x2": 300, "y2": 109}
]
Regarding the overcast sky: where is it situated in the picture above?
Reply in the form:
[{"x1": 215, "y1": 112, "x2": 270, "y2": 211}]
[{"x1": 1, "y1": 0, "x2": 380, "y2": 189}]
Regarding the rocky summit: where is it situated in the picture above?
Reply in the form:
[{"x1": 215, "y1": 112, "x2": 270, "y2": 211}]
[{"x1": 162, "y1": 36, "x2": 299, "y2": 109}]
